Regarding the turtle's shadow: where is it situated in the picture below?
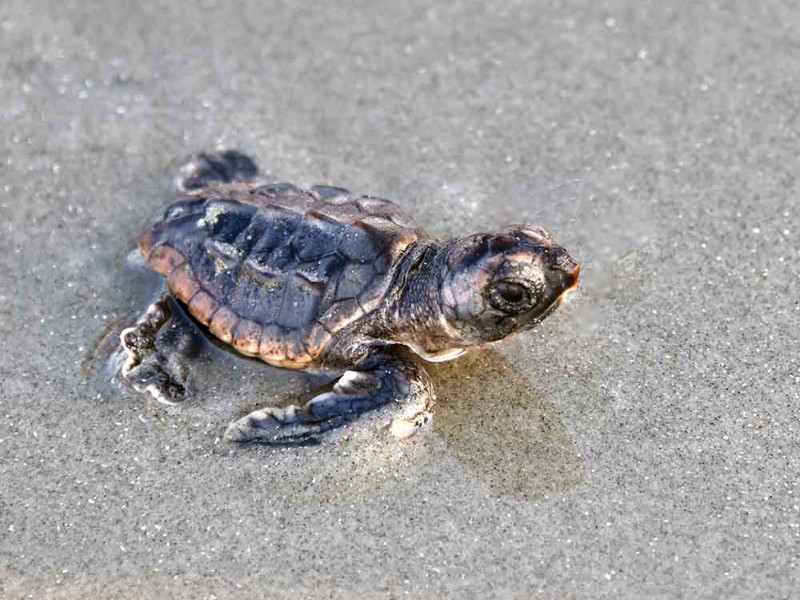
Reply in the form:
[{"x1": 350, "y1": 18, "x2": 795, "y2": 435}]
[{"x1": 428, "y1": 350, "x2": 583, "y2": 500}]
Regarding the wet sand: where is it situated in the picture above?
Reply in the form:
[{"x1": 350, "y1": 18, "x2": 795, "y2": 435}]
[{"x1": 1, "y1": 1, "x2": 799, "y2": 598}]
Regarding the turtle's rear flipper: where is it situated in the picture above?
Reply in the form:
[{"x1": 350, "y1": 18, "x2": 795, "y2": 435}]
[
  {"x1": 120, "y1": 295, "x2": 200, "y2": 404},
  {"x1": 223, "y1": 351, "x2": 435, "y2": 445},
  {"x1": 176, "y1": 149, "x2": 259, "y2": 191}
]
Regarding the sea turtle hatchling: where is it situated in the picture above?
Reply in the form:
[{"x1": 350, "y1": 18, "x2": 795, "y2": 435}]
[{"x1": 120, "y1": 150, "x2": 580, "y2": 444}]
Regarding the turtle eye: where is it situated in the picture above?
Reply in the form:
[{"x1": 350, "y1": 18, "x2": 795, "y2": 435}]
[{"x1": 488, "y1": 281, "x2": 531, "y2": 310}]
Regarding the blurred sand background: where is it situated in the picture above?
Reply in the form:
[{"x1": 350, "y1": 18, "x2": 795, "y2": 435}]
[{"x1": 1, "y1": 1, "x2": 799, "y2": 598}]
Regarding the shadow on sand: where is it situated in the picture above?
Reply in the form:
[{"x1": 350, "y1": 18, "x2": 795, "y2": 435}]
[{"x1": 428, "y1": 350, "x2": 583, "y2": 500}]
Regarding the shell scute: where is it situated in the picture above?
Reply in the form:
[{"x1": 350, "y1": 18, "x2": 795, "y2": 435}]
[
  {"x1": 233, "y1": 318, "x2": 262, "y2": 356},
  {"x1": 203, "y1": 199, "x2": 255, "y2": 241},
  {"x1": 167, "y1": 262, "x2": 200, "y2": 300},
  {"x1": 187, "y1": 290, "x2": 218, "y2": 323},
  {"x1": 163, "y1": 198, "x2": 205, "y2": 223},
  {"x1": 294, "y1": 253, "x2": 346, "y2": 285},
  {"x1": 277, "y1": 274, "x2": 323, "y2": 329},
  {"x1": 284, "y1": 330, "x2": 313, "y2": 365},
  {"x1": 311, "y1": 185, "x2": 351, "y2": 202},
  {"x1": 208, "y1": 306, "x2": 238, "y2": 344},
  {"x1": 203, "y1": 237, "x2": 242, "y2": 270},
  {"x1": 292, "y1": 212, "x2": 344, "y2": 260},
  {"x1": 334, "y1": 262, "x2": 375, "y2": 301},
  {"x1": 245, "y1": 207, "x2": 296, "y2": 259},
  {"x1": 258, "y1": 324, "x2": 285, "y2": 362},
  {"x1": 146, "y1": 243, "x2": 186, "y2": 275},
  {"x1": 254, "y1": 182, "x2": 302, "y2": 196},
  {"x1": 303, "y1": 323, "x2": 333, "y2": 354},
  {"x1": 338, "y1": 226, "x2": 386, "y2": 263}
]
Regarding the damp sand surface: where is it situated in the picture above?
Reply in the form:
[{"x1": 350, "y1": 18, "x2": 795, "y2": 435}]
[{"x1": 1, "y1": 1, "x2": 799, "y2": 598}]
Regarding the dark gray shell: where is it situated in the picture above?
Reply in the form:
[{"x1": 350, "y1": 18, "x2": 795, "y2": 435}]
[{"x1": 139, "y1": 183, "x2": 430, "y2": 368}]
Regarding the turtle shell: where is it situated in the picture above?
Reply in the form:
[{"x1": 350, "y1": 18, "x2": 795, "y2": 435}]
[{"x1": 139, "y1": 183, "x2": 430, "y2": 368}]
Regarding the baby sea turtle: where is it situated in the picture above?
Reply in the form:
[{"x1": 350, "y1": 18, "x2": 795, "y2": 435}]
[{"x1": 121, "y1": 150, "x2": 580, "y2": 444}]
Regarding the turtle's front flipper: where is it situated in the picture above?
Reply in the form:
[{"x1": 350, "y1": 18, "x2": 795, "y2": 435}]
[
  {"x1": 224, "y1": 351, "x2": 435, "y2": 445},
  {"x1": 176, "y1": 149, "x2": 259, "y2": 191},
  {"x1": 120, "y1": 295, "x2": 200, "y2": 404}
]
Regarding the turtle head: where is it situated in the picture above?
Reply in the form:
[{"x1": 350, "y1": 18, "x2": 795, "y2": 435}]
[{"x1": 440, "y1": 226, "x2": 579, "y2": 345}]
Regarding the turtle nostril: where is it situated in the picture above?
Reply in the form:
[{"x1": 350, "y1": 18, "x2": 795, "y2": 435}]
[
  {"x1": 551, "y1": 248, "x2": 576, "y2": 270},
  {"x1": 552, "y1": 253, "x2": 579, "y2": 291},
  {"x1": 563, "y1": 262, "x2": 580, "y2": 291}
]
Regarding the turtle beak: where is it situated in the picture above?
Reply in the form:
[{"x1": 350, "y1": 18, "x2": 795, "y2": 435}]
[
  {"x1": 562, "y1": 260, "x2": 580, "y2": 293},
  {"x1": 553, "y1": 255, "x2": 580, "y2": 305}
]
